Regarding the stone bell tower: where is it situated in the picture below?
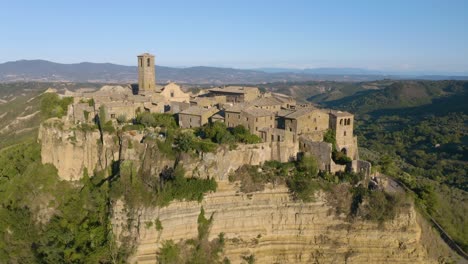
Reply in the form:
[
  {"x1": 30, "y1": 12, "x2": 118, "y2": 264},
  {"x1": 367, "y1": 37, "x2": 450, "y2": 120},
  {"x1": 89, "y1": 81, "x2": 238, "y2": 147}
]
[{"x1": 137, "y1": 53, "x2": 156, "y2": 92}]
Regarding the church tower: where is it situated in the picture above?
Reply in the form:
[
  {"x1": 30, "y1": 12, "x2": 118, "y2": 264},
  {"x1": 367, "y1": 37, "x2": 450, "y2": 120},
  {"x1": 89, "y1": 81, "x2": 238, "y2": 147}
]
[{"x1": 137, "y1": 53, "x2": 156, "y2": 92}]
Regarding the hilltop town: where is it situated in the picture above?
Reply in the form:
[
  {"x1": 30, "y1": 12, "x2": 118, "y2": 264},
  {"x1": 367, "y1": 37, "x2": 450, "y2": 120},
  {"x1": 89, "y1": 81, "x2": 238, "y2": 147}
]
[{"x1": 51, "y1": 53, "x2": 371, "y2": 179}]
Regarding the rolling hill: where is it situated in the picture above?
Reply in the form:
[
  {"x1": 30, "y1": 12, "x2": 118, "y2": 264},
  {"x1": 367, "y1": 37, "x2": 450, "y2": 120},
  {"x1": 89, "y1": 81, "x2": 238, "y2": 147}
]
[{"x1": 2, "y1": 60, "x2": 467, "y2": 84}]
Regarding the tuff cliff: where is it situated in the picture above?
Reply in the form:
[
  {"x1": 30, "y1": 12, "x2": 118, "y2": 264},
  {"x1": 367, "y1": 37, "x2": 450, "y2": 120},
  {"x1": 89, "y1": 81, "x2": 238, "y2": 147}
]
[
  {"x1": 38, "y1": 122, "x2": 457, "y2": 263},
  {"x1": 38, "y1": 120, "x2": 298, "y2": 181},
  {"x1": 38, "y1": 118, "x2": 120, "y2": 180},
  {"x1": 112, "y1": 182, "x2": 435, "y2": 264}
]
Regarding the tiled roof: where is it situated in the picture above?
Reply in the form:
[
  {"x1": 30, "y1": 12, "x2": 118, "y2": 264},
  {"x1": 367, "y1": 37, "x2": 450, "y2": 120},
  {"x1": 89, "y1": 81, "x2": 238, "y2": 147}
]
[
  {"x1": 283, "y1": 107, "x2": 319, "y2": 119},
  {"x1": 243, "y1": 107, "x2": 275, "y2": 117},
  {"x1": 251, "y1": 97, "x2": 283, "y2": 107},
  {"x1": 224, "y1": 103, "x2": 249, "y2": 113}
]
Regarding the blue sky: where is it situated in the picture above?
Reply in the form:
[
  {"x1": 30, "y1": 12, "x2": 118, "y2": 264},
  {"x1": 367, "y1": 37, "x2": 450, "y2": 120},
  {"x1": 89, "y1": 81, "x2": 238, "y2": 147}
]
[{"x1": 1, "y1": 0, "x2": 467, "y2": 73}]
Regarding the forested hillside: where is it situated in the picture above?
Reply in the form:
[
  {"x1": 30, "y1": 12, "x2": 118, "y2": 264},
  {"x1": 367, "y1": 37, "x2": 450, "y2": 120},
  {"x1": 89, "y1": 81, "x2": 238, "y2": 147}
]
[{"x1": 318, "y1": 80, "x2": 468, "y2": 251}]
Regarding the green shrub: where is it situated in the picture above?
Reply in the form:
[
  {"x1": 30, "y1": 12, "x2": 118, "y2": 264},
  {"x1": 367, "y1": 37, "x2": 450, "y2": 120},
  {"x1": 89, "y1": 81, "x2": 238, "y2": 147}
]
[
  {"x1": 155, "y1": 218, "x2": 163, "y2": 231},
  {"x1": 231, "y1": 125, "x2": 261, "y2": 144},
  {"x1": 157, "y1": 240, "x2": 181, "y2": 264},
  {"x1": 102, "y1": 120, "x2": 115, "y2": 133},
  {"x1": 40, "y1": 93, "x2": 73, "y2": 118},
  {"x1": 296, "y1": 155, "x2": 318, "y2": 177},
  {"x1": 122, "y1": 124, "x2": 144, "y2": 131},
  {"x1": 136, "y1": 112, "x2": 177, "y2": 129}
]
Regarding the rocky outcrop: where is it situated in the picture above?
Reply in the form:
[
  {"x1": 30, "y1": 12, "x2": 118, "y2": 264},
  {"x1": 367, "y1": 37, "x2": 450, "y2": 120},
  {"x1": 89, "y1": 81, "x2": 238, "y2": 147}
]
[
  {"x1": 39, "y1": 121, "x2": 298, "y2": 181},
  {"x1": 182, "y1": 142, "x2": 298, "y2": 181},
  {"x1": 38, "y1": 118, "x2": 119, "y2": 180},
  {"x1": 112, "y1": 182, "x2": 434, "y2": 264}
]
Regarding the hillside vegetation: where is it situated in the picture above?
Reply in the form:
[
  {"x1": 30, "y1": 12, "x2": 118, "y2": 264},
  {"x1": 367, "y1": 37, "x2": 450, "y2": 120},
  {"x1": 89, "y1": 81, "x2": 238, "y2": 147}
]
[{"x1": 318, "y1": 80, "x2": 468, "y2": 251}]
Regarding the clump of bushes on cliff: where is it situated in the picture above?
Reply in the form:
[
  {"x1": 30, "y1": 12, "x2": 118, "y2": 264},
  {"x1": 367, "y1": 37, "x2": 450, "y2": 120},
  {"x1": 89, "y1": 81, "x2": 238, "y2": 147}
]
[
  {"x1": 350, "y1": 186, "x2": 408, "y2": 223},
  {"x1": 230, "y1": 155, "x2": 326, "y2": 202},
  {"x1": 40, "y1": 93, "x2": 73, "y2": 119},
  {"x1": 176, "y1": 131, "x2": 218, "y2": 154},
  {"x1": 157, "y1": 207, "x2": 229, "y2": 263},
  {"x1": 110, "y1": 161, "x2": 217, "y2": 208},
  {"x1": 196, "y1": 122, "x2": 261, "y2": 145},
  {"x1": 135, "y1": 112, "x2": 177, "y2": 129}
]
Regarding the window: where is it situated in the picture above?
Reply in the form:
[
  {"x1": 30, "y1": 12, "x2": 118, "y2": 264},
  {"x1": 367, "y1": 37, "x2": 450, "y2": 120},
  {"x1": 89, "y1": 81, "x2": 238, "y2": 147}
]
[
  {"x1": 140, "y1": 58, "x2": 143, "y2": 67},
  {"x1": 315, "y1": 127, "x2": 317, "y2": 130},
  {"x1": 344, "y1": 131, "x2": 347, "y2": 136},
  {"x1": 111, "y1": 114, "x2": 115, "y2": 118},
  {"x1": 147, "y1": 58, "x2": 151, "y2": 67},
  {"x1": 170, "y1": 91, "x2": 174, "y2": 97},
  {"x1": 271, "y1": 135, "x2": 274, "y2": 141},
  {"x1": 277, "y1": 135, "x2": 281, "y2": 141},
  {"x1": 256, "y1": 127, "x2": 258, "y2": 131},
  {"x1": 256, "y1": 118, "x2": 258, "y2": 122},
  {"x1": 340, "y1": 119, "x2": 343, "y2": 125},
  {"x1": 238, "y1": 114, "x2": 240, "y2": 119}
]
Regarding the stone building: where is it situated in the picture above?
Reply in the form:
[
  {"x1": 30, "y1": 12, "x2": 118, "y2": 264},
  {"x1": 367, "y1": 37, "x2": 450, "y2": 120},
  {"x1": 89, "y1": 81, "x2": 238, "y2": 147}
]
[
  {"x1": 225, "y1": 104, "x2": 275, "y2": 136},
  {"x1": 190, "y1": 96, "x2": 226, "y2": 108},
  {"x1": 155, "y1": 82, "x2": 190, "y2": 103},
  {"x1": 178, "y1": 106, "x2": 219, "y2": 129},
  {"x1": 250, "y1": 97, "x2": 284, "y2": 112},
  {"x1": 138, "y1": 53, "x2": 156, "y2": 92},
  {"x1": 329, "y1": 110, "x2": 358, "y2": 160},
  {"x1": 277, "y1": 107, "x2": 329, "y2": 135},
  {"x1": 208, "y1": 86, "x2": 260, "y2": 103}
]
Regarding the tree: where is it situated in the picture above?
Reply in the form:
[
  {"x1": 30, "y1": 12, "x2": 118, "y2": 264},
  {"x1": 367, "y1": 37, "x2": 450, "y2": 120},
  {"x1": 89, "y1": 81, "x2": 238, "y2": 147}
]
[
  {"x1": 176, "y1": 132, "x2": 196, "y2": 152},
  {"x1": 297, "y1": 155, "x2": 318, "y2": 177}
]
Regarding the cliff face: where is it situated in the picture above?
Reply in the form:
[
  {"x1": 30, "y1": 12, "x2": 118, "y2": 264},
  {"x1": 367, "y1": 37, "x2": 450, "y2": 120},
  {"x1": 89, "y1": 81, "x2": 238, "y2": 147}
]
[
  {"x1": 39, "y1": 121, "x2": 298, "y2": 181},
  {"x1": 182, "y1": 142, "x2": 298, "y2": 180},
  {"x1": 112, "y1": 182, "x2": 433, "y2": 264},
  {"x1": 38, "y1": 119, "x2": 120, "y2": 180},
  {"x1": 38, "y1": 122, "x2": 437, "y2": 263}
]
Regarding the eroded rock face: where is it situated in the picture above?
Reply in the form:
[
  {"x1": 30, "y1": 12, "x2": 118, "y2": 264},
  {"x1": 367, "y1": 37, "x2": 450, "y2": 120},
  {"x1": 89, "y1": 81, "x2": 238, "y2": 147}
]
[
  {"x1": 39, "y1": 122, "x2": 298, "y2": 181},
  {"x1": 182, "y1": 142, "x2": 298, "y2": 181},
  {"x1": 112, "y1": 182, "x2": 433, "y2": 264},
  {"x1": 38, "y1": 119, "x2": 119, "y2": 180}
]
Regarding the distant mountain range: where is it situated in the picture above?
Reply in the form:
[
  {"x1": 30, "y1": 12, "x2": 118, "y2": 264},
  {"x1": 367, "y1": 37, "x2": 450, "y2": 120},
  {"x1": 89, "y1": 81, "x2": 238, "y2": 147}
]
[{"x1": 0, "y1": 60, "x2": 467, "y2": 84}]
